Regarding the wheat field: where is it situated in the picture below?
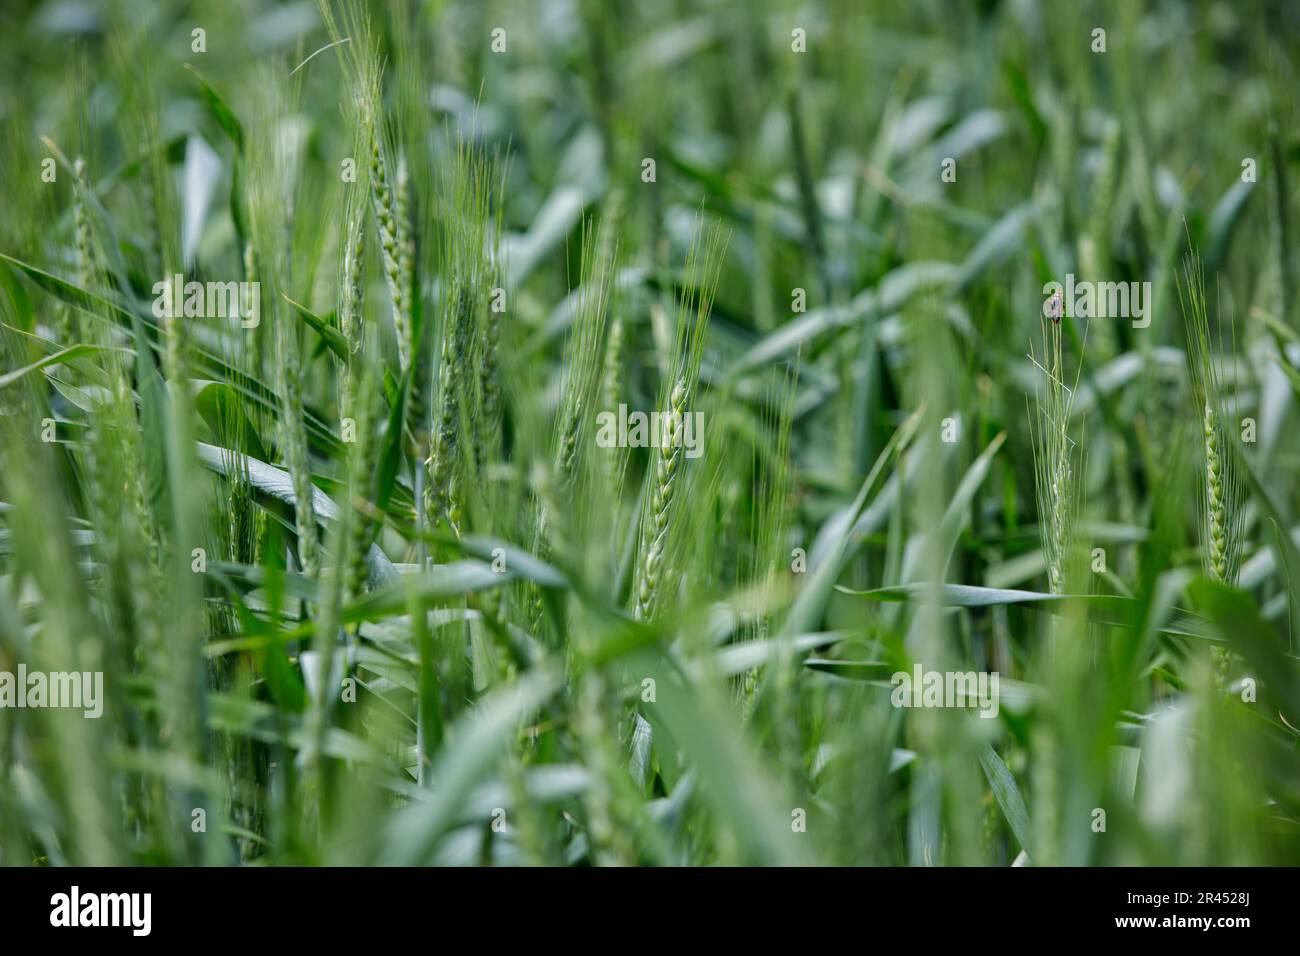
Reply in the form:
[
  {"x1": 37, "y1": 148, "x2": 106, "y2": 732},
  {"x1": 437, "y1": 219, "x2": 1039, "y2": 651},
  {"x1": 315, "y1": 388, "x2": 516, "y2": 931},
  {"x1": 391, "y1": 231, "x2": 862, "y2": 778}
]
[{"x1": 0, "y1": 0, "x2": 1297, "y2": 868}]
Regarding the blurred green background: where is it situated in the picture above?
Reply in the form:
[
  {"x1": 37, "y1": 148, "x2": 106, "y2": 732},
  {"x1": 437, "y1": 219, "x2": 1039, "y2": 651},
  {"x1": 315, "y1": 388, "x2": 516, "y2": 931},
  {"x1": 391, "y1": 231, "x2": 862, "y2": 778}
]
[{"x1": 0, "y1": 0, "x2": 1297, "y2": 866}]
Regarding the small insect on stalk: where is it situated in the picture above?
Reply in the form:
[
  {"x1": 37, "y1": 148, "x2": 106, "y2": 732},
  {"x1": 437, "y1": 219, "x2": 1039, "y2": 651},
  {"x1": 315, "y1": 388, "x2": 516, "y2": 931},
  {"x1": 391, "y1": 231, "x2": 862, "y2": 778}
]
[
  {"x1": 1177, "y1": 254, "x2": 1246, "y2": 687},
  {"x1": 1028, "y1": 291, "x2": 1085, "y2": 596}
]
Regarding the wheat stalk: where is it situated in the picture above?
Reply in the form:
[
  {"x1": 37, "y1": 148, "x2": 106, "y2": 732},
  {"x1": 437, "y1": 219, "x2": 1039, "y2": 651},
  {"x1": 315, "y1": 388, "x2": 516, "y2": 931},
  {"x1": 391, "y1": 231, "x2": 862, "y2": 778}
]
[
  {"x1": 365, "y1": 112, "x2": 410, "y2": 370},
  {"x1": 319, "y1": 0, "x2": 411, "y2": 371},
  {"x1": 337, "y1": 184, "x2": 367, "y2": 424},
  {"x1": 1178, "y1": 254, "x2": 1244, "y2": 586},
  {"x1": 1028, "y1": 313, "x2": 1084, "y2": 595},
  {"x1": 632, "y1": 219, "x2": 726, "y2": 622},
  {"x1": 425, "y1": 285, "x2": 469, "y2": 535},
  {"x1": 1178, "y1": 253, "x2": 1246, "y2": 686}
]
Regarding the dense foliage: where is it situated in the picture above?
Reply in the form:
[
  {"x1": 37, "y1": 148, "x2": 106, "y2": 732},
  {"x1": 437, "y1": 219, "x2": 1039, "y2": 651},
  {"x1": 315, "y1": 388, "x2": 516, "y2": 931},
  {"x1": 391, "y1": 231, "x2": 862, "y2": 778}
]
[{"x1": 0, "y1": 0, "x2": 1297, "y2": 866}]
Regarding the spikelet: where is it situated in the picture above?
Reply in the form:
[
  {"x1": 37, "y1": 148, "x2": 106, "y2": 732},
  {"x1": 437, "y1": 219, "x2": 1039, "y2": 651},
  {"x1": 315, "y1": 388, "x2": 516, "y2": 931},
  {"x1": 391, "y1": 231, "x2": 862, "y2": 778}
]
[
  {"x1": 1028, "y1": 313, "x2": 1084, "y2": 595},
  {"x1": 1178, "y1": 255, "x2": 1244, "y2": 586},
  {"x1": 1177, "y1": 253, "x2": 1246, "y2": 687},
  {"x1": 365, "y1": 112, "x2": 411, "y2": 370},
  {"x1": 635, "y1": 378, "x2": 688, "y2": 620},
  {"x1": 631, "y1": 218, "x2": 726, "y2": 622},
  {"x1": 425, "y1": 285, "x2": 469, "y2": 535}
]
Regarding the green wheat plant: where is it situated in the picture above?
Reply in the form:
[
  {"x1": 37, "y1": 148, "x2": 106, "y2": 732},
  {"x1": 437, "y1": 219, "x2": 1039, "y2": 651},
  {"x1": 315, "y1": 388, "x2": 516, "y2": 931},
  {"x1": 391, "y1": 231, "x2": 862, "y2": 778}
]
[
  {"x1": 0, "y1": 0, "x2": 1295, "y2": 871},
  {"x1": 1177, "y1": 253, "x2": 1246, "y2": 586},
  {"x1": 1028, "y1": 313, "x2": 1085, "y2": 596}
]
